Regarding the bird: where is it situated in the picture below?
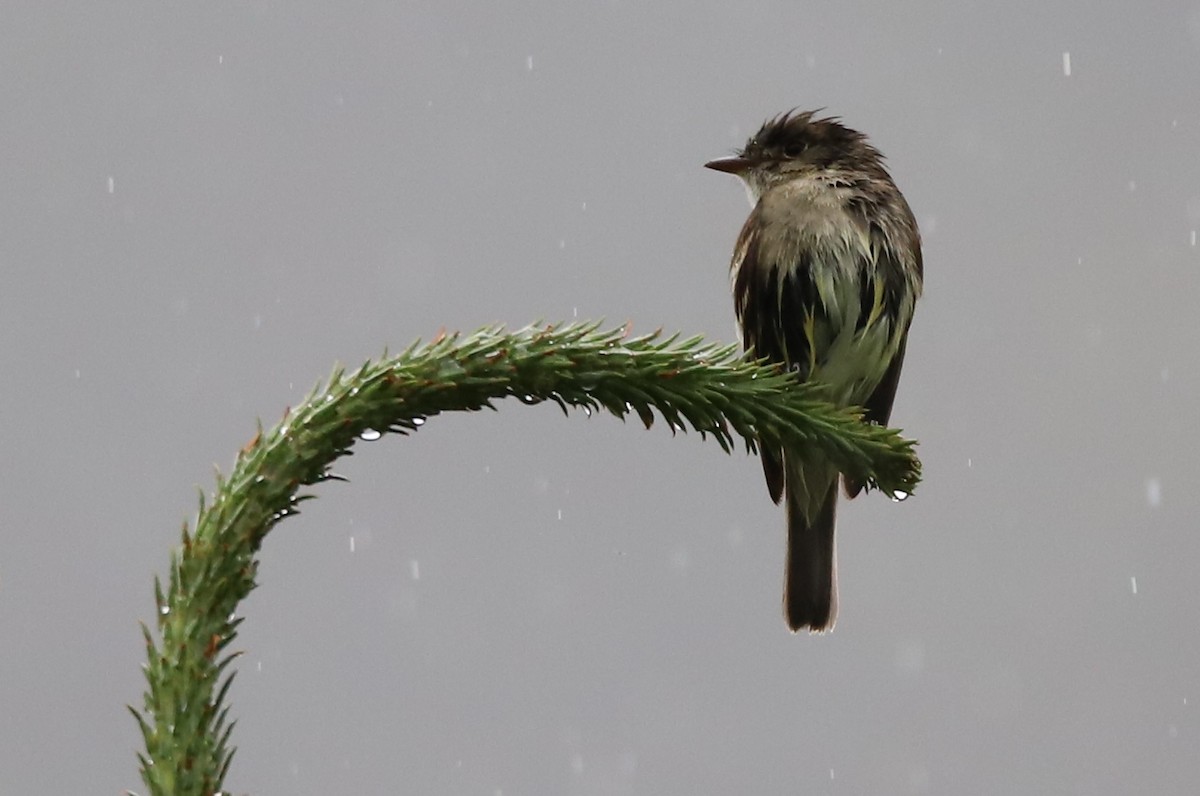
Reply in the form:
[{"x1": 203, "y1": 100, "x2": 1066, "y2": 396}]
[{"x1": 705, "y1": 110, "x2": 923, "y2": 632}]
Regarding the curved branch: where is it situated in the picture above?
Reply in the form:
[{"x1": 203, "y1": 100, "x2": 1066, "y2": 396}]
[{"x1": 129, "y1": 321, "x2": 920, "y2": 795}]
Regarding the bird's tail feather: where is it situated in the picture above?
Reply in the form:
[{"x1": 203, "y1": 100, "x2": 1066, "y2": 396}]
[{"x1": 784, "y1": 469, "x2": 839, "y2": 633}]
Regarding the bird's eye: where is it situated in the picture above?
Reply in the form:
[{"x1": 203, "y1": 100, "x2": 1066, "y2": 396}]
[{"x1": 782, "y1": 143, "x2": 807, "y2": 158}]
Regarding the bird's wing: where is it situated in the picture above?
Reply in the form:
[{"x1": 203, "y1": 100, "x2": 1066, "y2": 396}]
[
  {"x1": 842, "y1": 335, "x2": 907, "y2": 499},
  {"x1": 730, "y1": 205, "x2": 828, "y2": 505},
  {"x1": 842, "y1": 233, "x2": 920, "y2": 498},
  {"x1": 730, "y1": 206, "x2": 825, "y2": 382}
]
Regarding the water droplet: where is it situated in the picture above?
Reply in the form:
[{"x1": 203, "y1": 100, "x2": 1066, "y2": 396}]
[
  {"x1": 159, "y1": 605, "x2": 170, "y2": 615},
  {"x1": 360, "y1": 428, "x2": 382, "y2": 441},
  {"x1": 895, "y1": 639, "x2": 925, "y2": 674},
  {"x1": 1146, "y1": 477, "x2": 1162, "y2": 508},
  {"x1": 1130, "y1": 576, "x2": 1138, "y2": 595},
  {"x1": 557, "y1": 509, "x2": 563, "y2": 520},
  {"x1": 891, "y1": 490, "x2": 909, "y2": 502},
  {"x1": 670, "y1": 547, "x2": 690, "y2": 571},
  {"x1": 349, "y1": 536, "x2": 355, "y2": 553},
  {"x1": 412, "y1": 417, "x2": 426, "y2": 426},
  {"x1": 106, "y1": 175, "x2": 115, "y2": 194},
  {"x1": 526, "y1": 54, "x2": 533, "y2": 70},
  {"x1": 583, "y1": 406, "x2": 592, "y2": 417},
  {"x1": 1061, "y1": 51, "x2": 1071, "y2": 76}
]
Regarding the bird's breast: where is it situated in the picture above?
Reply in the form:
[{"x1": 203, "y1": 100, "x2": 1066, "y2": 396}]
[{"x1": 732, "y1": 181, "x2": 911, "y2": 406}]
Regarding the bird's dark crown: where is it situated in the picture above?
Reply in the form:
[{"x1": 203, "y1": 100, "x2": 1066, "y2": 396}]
[{"x1": 739, "y1": 109, "x2": 884, "y2": 171}]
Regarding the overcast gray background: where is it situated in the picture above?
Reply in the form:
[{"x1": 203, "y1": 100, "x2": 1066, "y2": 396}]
[{"x1": 3, "y1": 2, "x2": 1200, "y2": 794}]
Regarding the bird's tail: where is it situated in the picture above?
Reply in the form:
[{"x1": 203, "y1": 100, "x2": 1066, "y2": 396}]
[{"x1": 783, "y1": 462, "x2": 839, "y2": 633}]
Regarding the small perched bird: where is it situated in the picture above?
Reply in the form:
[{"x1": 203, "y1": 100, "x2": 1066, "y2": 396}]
[{"x1": 706, "y1": 110, "x2": 922, "y2": 632}]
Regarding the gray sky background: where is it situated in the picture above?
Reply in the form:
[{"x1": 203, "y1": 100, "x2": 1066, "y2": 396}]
[{"x1": 3, "y1": 2, "x2": 1200, "y2": 794}]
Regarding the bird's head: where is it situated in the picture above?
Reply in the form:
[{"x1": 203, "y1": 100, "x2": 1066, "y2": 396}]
[{"x1": 705, "y1": 110, "x2": 885, "y2": 202}]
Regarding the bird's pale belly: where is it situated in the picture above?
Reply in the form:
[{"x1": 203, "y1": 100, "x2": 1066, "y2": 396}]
[
  {"x1": 805, "y1": 266, "x2": 906, "y2": 408},
  {"x1": 811, "y1": 318, "x2": 900, "y2": 407}
]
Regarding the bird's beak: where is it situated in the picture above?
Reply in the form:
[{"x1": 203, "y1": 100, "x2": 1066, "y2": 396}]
[{"x1": 704, "y1": 156, "x2": 752, "y2": 174}]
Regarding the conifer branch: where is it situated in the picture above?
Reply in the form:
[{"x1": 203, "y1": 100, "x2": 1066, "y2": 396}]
[{"x1": 129, "y1": 321, "x2": 920, "y2": 795}]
